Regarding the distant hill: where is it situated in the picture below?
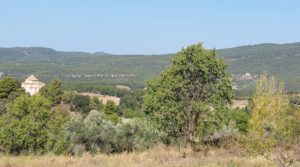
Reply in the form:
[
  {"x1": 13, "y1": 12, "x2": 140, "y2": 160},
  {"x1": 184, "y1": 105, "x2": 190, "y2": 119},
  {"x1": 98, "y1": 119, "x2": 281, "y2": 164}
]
[
  {"x1": 219, "y1": 42, "x2": 300, "y2": 90},
  {"x1": 1, "y1": 42, "x2": 300, "y2": 91}
]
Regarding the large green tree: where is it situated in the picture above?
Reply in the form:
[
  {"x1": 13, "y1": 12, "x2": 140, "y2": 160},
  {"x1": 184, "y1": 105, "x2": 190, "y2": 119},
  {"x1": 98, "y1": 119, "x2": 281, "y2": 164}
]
[
  {"x1": 0, "y1": 95, "x2": 51, "y2": 154},
  {"x1": 40, "y1": 79, "x2": 63, "y2": 105},
  {"x1": 0, "y1": 77, "x2": 22, "y2": 99},
  {"x1": 0, "y1": 94, "x2": 69, "y2": 154},
  {"x1": 0, "y1": 77, "x2": 24, "y2": 115},
  {"x1": 142, "y1": 44, "x2": 232, "y2": 144},
  {"x1": 71, "y1": 94, "x2": 91, "y2": 115}
]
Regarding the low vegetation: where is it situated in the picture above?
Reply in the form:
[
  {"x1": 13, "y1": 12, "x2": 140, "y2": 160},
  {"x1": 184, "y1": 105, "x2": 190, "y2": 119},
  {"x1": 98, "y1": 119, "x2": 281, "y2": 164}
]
[
  {"x1": 0, "y1": 145, "x2": 274, "y2": 167},
  {"x1": 0, "y1": 43, "x2": 300, "y2": 166}
]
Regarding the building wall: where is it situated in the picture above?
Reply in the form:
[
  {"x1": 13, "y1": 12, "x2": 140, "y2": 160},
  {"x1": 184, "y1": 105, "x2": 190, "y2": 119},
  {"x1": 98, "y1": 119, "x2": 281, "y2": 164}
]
[{"x1": 21, "y1": 84, "x2": 44, "y2": 96}]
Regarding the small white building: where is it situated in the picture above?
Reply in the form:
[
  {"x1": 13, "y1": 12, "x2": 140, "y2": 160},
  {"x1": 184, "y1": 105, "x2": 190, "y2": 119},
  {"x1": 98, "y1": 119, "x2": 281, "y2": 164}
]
[
  {"x1": 0, "y1": 72, "x2": 4, "y2": 78},
  {"x1": 21, "y1": 75, "x2": 45, "y2": 95},
  {"x1": 240, "y1": 73, "x2": 253, "y2": 81}
]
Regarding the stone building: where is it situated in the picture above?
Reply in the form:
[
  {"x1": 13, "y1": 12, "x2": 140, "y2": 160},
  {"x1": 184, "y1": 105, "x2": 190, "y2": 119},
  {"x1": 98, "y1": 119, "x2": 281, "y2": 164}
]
[
  {"x1": 21, "y1": 75, "x2": 45, "y2": 95},
  {"x1": 0, "y1": 72, "x2": 4, "y2": 78}
]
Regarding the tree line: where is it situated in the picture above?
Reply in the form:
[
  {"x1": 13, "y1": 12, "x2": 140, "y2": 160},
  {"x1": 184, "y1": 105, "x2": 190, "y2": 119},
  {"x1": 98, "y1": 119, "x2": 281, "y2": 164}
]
[{"x1": 0, "y1": 44, "x2": 300, "y2": 166}]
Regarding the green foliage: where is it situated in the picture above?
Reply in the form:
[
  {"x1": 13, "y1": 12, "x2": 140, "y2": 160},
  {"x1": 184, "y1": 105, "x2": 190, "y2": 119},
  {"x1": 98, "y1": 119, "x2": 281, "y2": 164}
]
[
  {"x1": 89, "y1": 97, "x2": 103, "y2": 111},
  {"x1": 0, "y1": 77, "x2": 22, "y2": 99},
  {"x1": 116, "y1": 119, "x2": 166, "y2": 151},
  {"x1": 119, "y1": 89, "x2": 145, "y2": 110},
  {"x1": 289, "y1": 95, "x2": 300, "y2": 106},
  {"x1": 0, "y1": 94, "x2": 70, "y2": 155},
  {"x1": 122, "y1": 108, "x2": 143, "y2": 119},
  {"x1": 66, "y1": 111, "x2": 116, "y2": 154},
  {"x1": 65, "y1": 84, "x2": 131, "y2": 97},
  {"x1": 103, "y1": 100, "x2": 118, "y2": 114},
  {"x1": 61, "y1": 91, "x2": 75, "y2": 104},
  {"x1": 66, "y1": 111, "x2": 165, "y2": 154},
  {"x1": 2, "y1": 43, "x2": 300, "y2": 91},
  {"x1": 226, "y1": 108, "x2": 250, "y2": 133},
  {"x1": 0, "y1": 95, "x2": 51, "y2": 154},
  {"x1": 219, "y1": 43, "x2": 300, "y2": 91},
  {"x1": 71, "y1": 94, "x2": 92, "y2": 115},
  {"x1": 247, "y1": 74, "x2": 298, "y2": 155},
  {"x1": 46, "y1": 109, "x2": 70, "y2": 155},
  {"x1": 0, "y1": 77, "x2": 25, "y2": 115},
  {"x1": 102, "y1": 101, "x2": 120, "y2": 124},
  {"x1": 40, "y1": 79, "x2": 63, "y2": 105},
  {"x1": 142, "y1": 43, "x2": 232, "y2": 144}
]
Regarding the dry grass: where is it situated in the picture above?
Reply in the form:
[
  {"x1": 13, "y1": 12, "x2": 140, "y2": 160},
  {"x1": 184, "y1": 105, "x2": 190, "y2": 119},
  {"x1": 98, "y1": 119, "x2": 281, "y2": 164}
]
[
  {"x1": 79, "y1": 92, "x2": 120, "y2": 105},
  {"x1": 0, "y1": 145, "x2": 272, "y2": 167},
  {"x1": 232, "y1": 100, "x2": 248, "y2": 109}
]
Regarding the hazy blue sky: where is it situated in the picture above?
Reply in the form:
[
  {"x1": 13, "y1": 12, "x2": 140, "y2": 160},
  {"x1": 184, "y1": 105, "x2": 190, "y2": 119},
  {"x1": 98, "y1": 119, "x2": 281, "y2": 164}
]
[{"x1": 0, "y1": 0, "x2": 299, "y2": 54}]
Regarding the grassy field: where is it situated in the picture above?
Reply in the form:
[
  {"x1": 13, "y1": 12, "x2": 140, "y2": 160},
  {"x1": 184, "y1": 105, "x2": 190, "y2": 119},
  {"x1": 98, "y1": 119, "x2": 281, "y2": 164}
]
[{"x1": 0, "y1": 146, "x2": 273, "y2": 167}]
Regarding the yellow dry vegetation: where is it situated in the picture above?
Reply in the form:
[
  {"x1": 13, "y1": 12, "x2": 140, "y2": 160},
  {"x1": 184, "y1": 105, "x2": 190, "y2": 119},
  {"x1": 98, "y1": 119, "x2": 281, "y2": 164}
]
[
  {"x1": 79, "y1": 92, "x2": 120, "y2": 105},
  {"x1": 0, "y1": 145, "x2": 272, "y2": 167}
]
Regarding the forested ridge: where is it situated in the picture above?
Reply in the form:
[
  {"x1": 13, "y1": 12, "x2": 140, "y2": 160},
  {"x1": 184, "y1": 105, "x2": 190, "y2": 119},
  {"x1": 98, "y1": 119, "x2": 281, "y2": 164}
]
[{"x1": 1, "y1": 42, "x2": 300, "y2": 91}]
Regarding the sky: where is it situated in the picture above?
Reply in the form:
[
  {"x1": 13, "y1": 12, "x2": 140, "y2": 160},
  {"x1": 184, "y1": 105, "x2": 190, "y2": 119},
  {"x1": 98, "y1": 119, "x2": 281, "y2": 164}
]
[{"x1": 0, "y1": 0, "x2": 299, "y2": 54}]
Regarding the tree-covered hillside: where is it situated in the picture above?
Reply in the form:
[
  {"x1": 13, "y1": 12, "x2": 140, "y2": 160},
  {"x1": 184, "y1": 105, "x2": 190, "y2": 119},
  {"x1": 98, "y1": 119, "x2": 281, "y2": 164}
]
[
  {"x1": 219, "y1": 42, "x2": 300, "y2": 90},
  {"x1": 1, "y1": 42, "x2": 300, "y2": 91}
]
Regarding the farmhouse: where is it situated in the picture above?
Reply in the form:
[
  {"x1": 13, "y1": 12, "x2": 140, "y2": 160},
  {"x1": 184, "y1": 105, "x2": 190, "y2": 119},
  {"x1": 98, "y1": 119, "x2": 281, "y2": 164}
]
[
  {"x1": 0, "y1": 72, "x2": 4, "y2": 78},
  {"x1": 21, "y1": 75, "x2": 45, "y2": 95}
]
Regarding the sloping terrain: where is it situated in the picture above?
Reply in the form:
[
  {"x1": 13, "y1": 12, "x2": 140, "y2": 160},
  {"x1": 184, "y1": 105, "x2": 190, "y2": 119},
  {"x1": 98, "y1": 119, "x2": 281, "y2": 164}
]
[{"x1": 1, "y1": 42, "x2": 300, "y2": 90}]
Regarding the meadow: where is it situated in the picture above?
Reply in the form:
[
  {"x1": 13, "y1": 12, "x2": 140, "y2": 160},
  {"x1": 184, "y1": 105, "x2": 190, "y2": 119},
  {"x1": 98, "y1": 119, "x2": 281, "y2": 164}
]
[{"x1": 0, "y1": 146, "x2": 272, "y2": 167}]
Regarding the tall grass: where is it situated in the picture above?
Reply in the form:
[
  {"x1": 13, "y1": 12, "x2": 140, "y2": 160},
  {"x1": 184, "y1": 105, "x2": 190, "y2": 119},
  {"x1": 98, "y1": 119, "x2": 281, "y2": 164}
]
[{"x1": 0, "y1": 145, "x2": 272, "y2": 167}]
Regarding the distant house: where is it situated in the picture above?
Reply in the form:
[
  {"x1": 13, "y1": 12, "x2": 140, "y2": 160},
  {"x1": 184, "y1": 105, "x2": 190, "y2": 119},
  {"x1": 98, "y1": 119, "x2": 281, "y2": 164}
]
[
  {"x1": 0, "y1": 72, "x2": 4, "y2": 78},
  {"x1": 240, "y1": 73, "x2": 253, "y2": 81},
  {"x1": 21, "y1": 75, "x2": 45, "y2": 95}
]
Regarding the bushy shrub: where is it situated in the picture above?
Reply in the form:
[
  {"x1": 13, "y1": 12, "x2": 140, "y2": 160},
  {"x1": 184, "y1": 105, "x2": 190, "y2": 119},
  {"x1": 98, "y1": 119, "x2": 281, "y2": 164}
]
[
  {"x1": 0, "y1": 95, "x2": 52, "y2": 154},
  {"x1": 66, "y1": 111, "x2": 165, "y2": 154},
  {"x1": 195, "y1": 106, "x2": 240, "y2": 145},
  {"x1": 200, "y1": 121, "x2": 239, "y2": 145},
  {"x1": 0, "y1": 77, "x2": 21, "y2": 99},
  {"x1": 102, "y1": 100, "x2": 121, "y2": 124},
  {"x1": 89, "y1": 97, "x2": 103, "y2": 111},
  {"x1": 66, "y1": 111, "x2": 117, "y2": 154},
  {"x1": 46, "y1": 109, "x2": 70, "y2": 155},
  {"x1": 61, "y1": 91, "x2": 75, "y2": 104},
  {"x1": 226, "y1": 108, "x2": 250, "y2": 133},
  {"x1": 290, "y1": 95, "x2": 300, "y2": 106},
  {"x1": 71, "y1": 94, "x2": 91, "y2": 115},
  {"x1": 121, "y1": 108, "x2": 143, "y2": 119},
  {"x1": 0, "y1": 95, "x2": 70, "y2": 155},
  {"x1": 116, "y1": 119, "x2": 166, "y2": 152},
  {"x1": 40, "y1": 79, "x2": 64, "y2": 105}
]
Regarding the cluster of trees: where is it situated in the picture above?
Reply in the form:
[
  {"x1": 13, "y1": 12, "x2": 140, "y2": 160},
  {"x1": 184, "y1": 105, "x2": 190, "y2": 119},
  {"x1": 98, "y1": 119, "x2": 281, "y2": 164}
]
[
  {"x1": 0, "y1": 43, "x2": 299, "y2": 166},
  {"x1": 0, "y1": 76, "x2": 159, "y2": 155},
  {"x1": 141, "y1": 44, "x2": 300, "y2": 165}
]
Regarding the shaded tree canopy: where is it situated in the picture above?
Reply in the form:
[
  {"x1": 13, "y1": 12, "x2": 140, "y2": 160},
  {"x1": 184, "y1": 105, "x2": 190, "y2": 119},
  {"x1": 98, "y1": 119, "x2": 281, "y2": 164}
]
[
  {"x1": 142, "y1": 43, "x2": 232, "y2": 144},
  {"x1": 40, "y1": 79, "x2": 63, "y2": 105},
  {"x1": 0, "y1": 77, "x2": 21, "y2": 99}
]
